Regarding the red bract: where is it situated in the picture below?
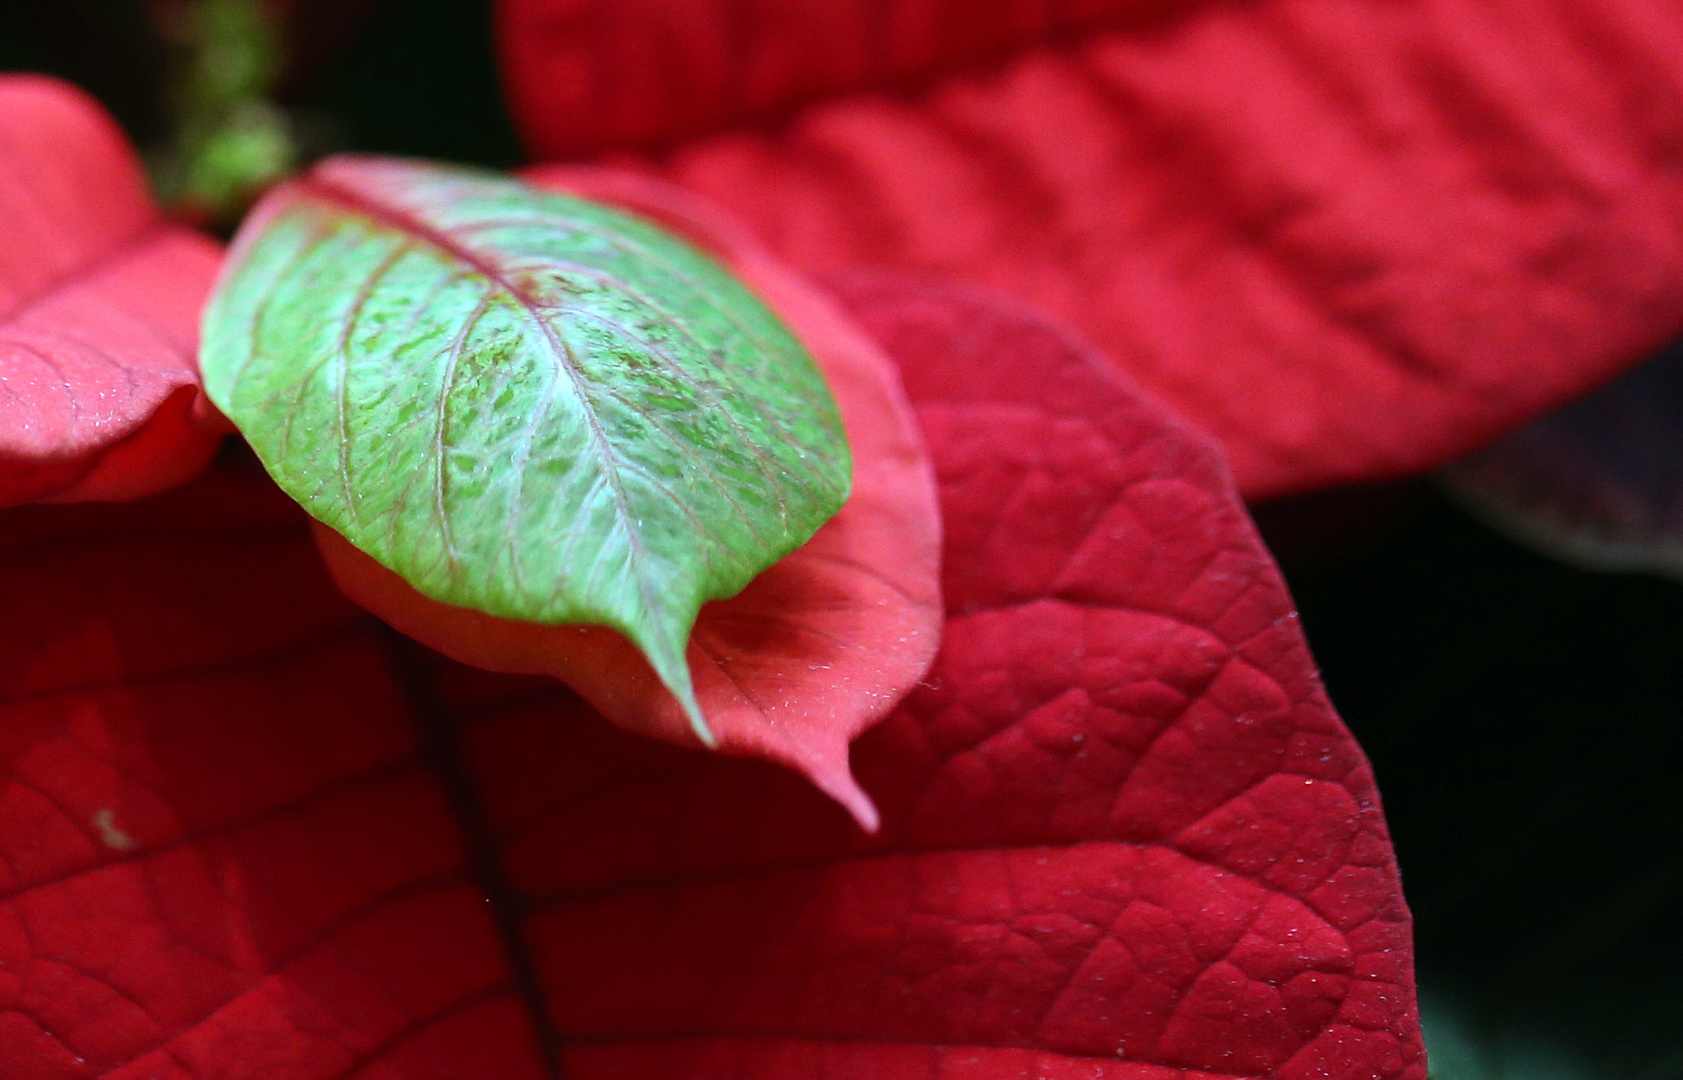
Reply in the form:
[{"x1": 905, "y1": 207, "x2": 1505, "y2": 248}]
[
  {"x1": 320, "y1": 168, "x2": 944, "y2": 831},
  {"x1": 499, "y1": 0, "x2": 1683, "y2": 497},
  {"x1": 0, "y1": 75, "x2": 224, "y2": 507},
  {"x1": 496, "y1": 0, "x2": 1186, "y2": 158},
  {"x1": 0, "y1": 276, "x2": 1419, "y2": 1079}
]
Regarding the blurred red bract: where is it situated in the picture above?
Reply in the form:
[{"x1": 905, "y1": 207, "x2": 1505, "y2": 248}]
[{"x1": 500, "y1": 0, "x2": 1683, "y2": 497}]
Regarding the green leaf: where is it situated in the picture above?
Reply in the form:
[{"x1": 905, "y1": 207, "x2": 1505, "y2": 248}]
[{"x1": 200, "y1": 155, "x2": 852, "y2": 740}]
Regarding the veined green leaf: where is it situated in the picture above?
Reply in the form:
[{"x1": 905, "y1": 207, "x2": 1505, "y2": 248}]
[{"x1": 199, "y1": 155, "x2": 852, "y2": 740}]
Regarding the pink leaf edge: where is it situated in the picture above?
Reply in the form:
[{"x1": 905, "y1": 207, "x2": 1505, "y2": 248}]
[{"x1": 314, "y1": 167, "x2": 944, "y2": 831}]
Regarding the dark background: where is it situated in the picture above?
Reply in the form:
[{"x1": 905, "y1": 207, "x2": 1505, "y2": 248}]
[
  {"x1": 5, "y1": 1, "x2": 1678, "y2": 1074},
  {"x1": 1255, "y1": 481, "x2": 1683, "y2": 1080}
]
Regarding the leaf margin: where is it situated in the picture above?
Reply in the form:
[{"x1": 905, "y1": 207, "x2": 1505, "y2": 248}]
[{"x1": 198, "y1": 153, "x2": 856, "y2": 740}]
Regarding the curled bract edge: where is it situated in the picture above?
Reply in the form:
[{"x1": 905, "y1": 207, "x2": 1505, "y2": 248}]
[
  {"x1": 316, "y1": 168, "x2": 944, "y2": 831},
  {"x1": 0, "y1": 75, "x2": 224, "y2": 508}
]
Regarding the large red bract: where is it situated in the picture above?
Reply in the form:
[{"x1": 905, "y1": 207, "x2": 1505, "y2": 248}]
[
  {"x1": 499, "y1": 0, "x2": 1683, "y2": 497},
  {"x1": 0, "y1": 274, "x2": 1420, "y2": 1079}
]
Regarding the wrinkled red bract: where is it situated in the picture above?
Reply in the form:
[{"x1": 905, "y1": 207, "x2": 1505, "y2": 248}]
[
  {"x1": 0, "y1": 75, "x2": 224, "y2": 507},
  {"x1": 0, "y1": 275, "x2": 1419, "y2": 1079},
  {"x1": 318, "y1": 168, "x2": 942, "y2": 830},
  {"x1": 500, "y1": 0, "x2": 1683, "y2": 498}
]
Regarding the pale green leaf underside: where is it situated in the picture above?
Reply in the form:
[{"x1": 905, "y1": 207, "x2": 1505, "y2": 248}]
[{"x1": 199, "y1": 156, "x2": 851, "y2": 736}]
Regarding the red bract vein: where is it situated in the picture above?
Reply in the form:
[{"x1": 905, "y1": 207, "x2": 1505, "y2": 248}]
[
  {"x1": 441, "y1": 276, "x2": 1422, "y2": 1078},
  {"x1": 0, "y1": 276, "x2": 1418, "y2": 1078},
  {"x1": 0, "y1": 467, "x2": 544, "y2": 1080},
  {"x1": 502, "y1": 0, "x2": 1683, "y2": 497},
  {"x1": 0, "y1": 75, "x2": 224, "y2": 507}
]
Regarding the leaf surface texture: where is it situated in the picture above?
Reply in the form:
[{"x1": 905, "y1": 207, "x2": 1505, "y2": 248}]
[
  {"x1": 0, "y1": 275, "x2": 1420, "y2": 1079},
  {"x1": 316, "y1": 169, "x2": 943, "y2": 828},
  {"x1": 200, "y1": 155, "x2": 852, "y2": 731}
]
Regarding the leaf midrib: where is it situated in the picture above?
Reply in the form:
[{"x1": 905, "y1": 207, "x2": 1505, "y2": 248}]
[{"x1": 294, "y1": 171, "x2": 670, "y2": 637}]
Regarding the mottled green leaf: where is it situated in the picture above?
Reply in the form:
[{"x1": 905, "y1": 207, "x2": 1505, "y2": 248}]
[{"x1": 199, "y1": 155, "x2": 851, "y2": 738}]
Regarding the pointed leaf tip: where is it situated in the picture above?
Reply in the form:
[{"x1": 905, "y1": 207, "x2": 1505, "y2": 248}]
[
  {"x1": 310, "y1": 168, "x2": 939, "y2": 827},
  {"x1": 201, "y1": 154, "x2": 852, "y2": 719}
]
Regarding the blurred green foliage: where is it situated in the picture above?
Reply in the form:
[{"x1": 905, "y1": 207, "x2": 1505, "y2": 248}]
[{"x1": 150, "y1": 0, "x2": 295, "y2": 221}]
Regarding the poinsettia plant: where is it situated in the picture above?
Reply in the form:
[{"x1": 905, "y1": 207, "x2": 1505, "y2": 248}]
[{"x1": 5, "y1": 0, "x2": 1682, "y2": 1077}]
